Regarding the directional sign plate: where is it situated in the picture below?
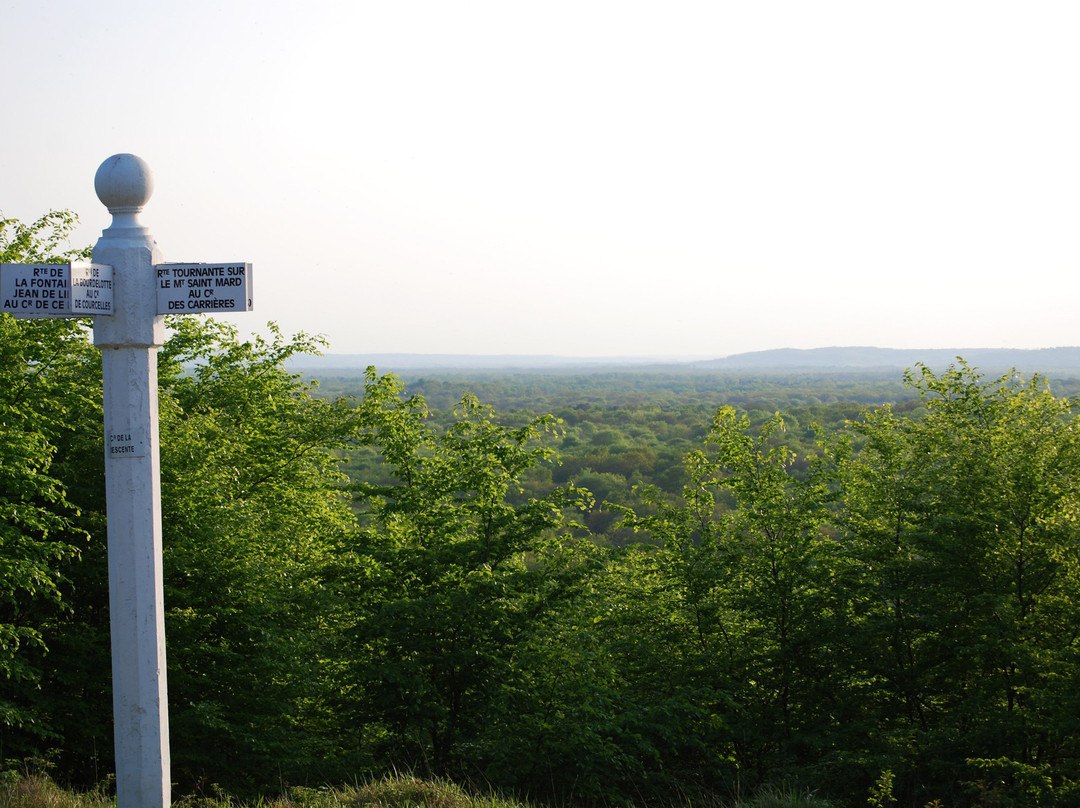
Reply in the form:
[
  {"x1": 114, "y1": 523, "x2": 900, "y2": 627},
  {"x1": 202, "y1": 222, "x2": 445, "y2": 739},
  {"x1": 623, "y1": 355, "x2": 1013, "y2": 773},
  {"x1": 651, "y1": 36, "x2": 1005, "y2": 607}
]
[
  {"x1": 1, "y1": 262, "x2": 113, "y2": 318},
  {"x1": 70, "y1": 263, "x2": 114, "y2": 315},
  {"x1": 156, "y1": 263, "x2": 253, "y2": 314}
]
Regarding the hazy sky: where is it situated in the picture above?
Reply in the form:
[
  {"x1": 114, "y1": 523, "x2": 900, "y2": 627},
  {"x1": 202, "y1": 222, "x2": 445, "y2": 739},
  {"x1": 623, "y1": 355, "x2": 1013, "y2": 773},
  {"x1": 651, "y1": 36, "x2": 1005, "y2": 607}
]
[{"x1": 3, "y1": 1, "x2": 1079, "y2": 358}]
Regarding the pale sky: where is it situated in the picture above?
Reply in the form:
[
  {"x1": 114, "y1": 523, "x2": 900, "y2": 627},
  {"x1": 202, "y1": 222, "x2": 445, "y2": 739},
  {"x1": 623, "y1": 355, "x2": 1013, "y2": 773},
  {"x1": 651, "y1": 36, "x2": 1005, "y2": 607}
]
[{"x1": 3, "y1": 1, "x2": 1079, "y2": 358}]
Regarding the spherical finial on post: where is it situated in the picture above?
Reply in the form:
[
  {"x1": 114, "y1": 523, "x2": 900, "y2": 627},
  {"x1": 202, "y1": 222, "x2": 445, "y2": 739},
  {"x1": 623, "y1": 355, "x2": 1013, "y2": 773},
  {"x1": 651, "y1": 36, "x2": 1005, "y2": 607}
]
[{"x1": 95, "y1": 154, "x2": 154, "y2": 230}]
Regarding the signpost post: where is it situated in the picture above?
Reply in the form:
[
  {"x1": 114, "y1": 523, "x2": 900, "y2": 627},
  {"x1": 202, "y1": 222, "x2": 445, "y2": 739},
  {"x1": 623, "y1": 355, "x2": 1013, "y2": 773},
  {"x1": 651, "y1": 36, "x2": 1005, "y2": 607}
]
[{"x1": 0, "y1": 154, "x2": 253, "y2": 808}]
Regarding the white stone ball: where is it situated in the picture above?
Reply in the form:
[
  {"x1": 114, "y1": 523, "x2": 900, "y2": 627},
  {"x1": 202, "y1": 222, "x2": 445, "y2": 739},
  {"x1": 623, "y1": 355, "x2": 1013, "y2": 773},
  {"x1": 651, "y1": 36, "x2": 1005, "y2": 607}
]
[{"x1": 95, "y1": 153, "x2": 154, "y2": 212}]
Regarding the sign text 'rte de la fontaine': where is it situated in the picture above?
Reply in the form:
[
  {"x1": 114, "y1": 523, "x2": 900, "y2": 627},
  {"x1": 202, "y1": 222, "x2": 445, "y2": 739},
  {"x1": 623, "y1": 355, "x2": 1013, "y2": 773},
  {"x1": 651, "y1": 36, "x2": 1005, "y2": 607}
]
[{"x1": 0, "y1": 262, "x2": 115, "y2": 317}]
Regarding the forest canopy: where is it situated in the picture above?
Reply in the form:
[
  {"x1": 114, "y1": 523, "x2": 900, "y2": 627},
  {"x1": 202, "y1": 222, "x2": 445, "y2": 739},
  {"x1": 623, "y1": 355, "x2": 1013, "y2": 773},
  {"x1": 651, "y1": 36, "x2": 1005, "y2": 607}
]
[{"x1": 3, "y1": 212, "x2": 1080, "y2": 807}]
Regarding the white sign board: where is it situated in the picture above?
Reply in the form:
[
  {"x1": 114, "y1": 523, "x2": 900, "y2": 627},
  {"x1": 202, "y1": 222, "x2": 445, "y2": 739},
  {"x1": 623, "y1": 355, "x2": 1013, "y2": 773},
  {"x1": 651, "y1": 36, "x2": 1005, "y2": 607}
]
[
  {"x1": 1, "y1": 262, "x2": 114, "y2": 318},
  {"x1": 71, "y1": 263, "x2": 116, "y2": 315},
  {"x1": 155, "y1": 263, "x2": 253, "y2": 314}
]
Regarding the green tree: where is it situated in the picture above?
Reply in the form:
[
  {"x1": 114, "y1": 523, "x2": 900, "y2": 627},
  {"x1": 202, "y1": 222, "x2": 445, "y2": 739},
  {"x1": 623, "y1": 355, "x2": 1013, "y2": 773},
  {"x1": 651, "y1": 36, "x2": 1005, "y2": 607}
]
[
  {"x1": 697, "y1": 409, "x2": 842, "y2": 779},
  {"x1": 0, "y1": 211, "x2": 97, "y2": 752},
  {"x1": 837, "y1": 363, "x2": 1080, "y2": 805},
  {"x1": 614, "y1": 407, "x2": 844, "y2": 795},
  {"x1": 0, "y1": 210, "x2": 90, "y2": 265},
  {"x1": 156, "y1": 318, "x2": 361, "y2": 793},
  {"x1": 481, "y1": 541, "x2": 707, "y2": 804},
  {"x1": 0, "y1": 279, "x2": 366, "y2": 789},
  {"x1": 334, "y1": 370, "x2": 589, "y2": 781}
]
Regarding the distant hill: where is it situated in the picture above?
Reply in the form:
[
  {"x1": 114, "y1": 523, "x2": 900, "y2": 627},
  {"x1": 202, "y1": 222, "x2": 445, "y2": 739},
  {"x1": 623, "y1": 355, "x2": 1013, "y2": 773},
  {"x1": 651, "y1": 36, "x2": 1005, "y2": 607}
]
[
  {"x1": 288, "y1": 353, "x2": 700, "y2": 372},
  {"x1": 289, "y1": 347, "x2": 1080, "y2": 375},
  {"x1": 690, "y1": 347, "x2": 1080, "y2": 373}
]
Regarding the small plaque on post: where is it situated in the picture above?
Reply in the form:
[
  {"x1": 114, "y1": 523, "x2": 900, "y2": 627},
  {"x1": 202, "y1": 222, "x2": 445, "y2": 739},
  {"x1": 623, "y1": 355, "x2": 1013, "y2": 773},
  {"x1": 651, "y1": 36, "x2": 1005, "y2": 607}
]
[
  {"x1": 107, "y1": 431, "x2": 147, "y2": 459},
  {"x1": 155, "y1": 263, "x2": 253, "y2": 314}
]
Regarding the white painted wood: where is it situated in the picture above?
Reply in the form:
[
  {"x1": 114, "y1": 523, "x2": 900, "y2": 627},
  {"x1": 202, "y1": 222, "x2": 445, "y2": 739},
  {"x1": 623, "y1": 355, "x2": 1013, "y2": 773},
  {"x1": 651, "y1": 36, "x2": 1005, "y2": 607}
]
[{"x1": 92, "y1": 154, "x2": 171, "y2": 808}]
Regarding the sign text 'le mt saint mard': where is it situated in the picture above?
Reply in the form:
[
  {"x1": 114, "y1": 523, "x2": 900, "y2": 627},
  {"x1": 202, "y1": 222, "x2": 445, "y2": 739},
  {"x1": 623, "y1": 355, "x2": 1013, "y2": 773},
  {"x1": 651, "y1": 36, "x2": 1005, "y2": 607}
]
[{"x1": 155, "y1": 262, "x2": 253, "y2": 313}]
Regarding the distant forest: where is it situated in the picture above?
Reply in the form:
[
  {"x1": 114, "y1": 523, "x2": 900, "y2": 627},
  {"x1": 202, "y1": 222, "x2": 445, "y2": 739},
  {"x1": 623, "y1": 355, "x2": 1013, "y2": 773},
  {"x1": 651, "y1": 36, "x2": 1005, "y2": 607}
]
[{"x1": 310, "y1": 364, "x2": 1080, "y2": 547}]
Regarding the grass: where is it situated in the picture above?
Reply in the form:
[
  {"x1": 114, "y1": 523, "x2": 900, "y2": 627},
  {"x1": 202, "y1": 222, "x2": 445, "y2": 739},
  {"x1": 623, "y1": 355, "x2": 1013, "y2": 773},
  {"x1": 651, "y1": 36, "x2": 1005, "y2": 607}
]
[
  {"x1": 0, "y1": 773, "x2": 531, "y2": 808},
  {"x1": 279, "y1": 774, "x2": 523, "y2": 808},
  {"x1": 0, "y1": 773, "x2": 113, "y2": 808},
  {"x1": 737, "y1": 783, "x2": 835, "y2": 808},
  {"x1": 0, "y1": 771, "x2": 839, "y2": 808}
]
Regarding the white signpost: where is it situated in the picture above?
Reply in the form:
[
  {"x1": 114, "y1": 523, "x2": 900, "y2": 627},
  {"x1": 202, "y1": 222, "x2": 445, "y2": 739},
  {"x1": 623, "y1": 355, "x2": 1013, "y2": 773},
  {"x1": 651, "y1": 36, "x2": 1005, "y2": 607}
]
[{"x1": 1, "y1": 154, "x2": 253, "y2": 808}]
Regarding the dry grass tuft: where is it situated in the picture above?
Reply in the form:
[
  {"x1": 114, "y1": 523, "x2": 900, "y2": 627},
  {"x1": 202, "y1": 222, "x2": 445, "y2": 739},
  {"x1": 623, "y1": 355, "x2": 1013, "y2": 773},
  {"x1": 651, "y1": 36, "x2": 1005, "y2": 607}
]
[{"x1": 0, "y1": 774, "x2": 111, "y2": 808}]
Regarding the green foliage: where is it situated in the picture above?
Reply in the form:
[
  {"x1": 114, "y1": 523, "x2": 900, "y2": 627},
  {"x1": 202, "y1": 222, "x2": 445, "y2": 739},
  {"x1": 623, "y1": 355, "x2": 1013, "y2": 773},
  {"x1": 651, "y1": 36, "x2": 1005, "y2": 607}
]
[
  {"x1": 0, "y1": 772, "x2": 532, "y2": 808},
  {"x1": 335, "y1": 370, "x2": 591, "y2": 782},
  {"x1": 0, "y1": 250, "x2": 370, "y2": 788},
  {"x1": 590, "y1": 407, "x2": 844, "y2": 800},
  {"x1": 7, "y1": 211, "x2": 1080, "y2": 806},
  {"x1": 742, "y1": 783, "x2": 836, "y2": 808},
  {"x1": 834, "y1": 363, "x2": 1080, "y2": 805},
  {"x1": 489, "y1": 362, "x2": 1080, "y2": 806},
  {"x1": 867, "y1": 770, "x2": 896, "y2": 808},
  {"x1": 0, "y1": 212, "x2": 96, "y2": 746},
  {"x1": 346, "y1": 773, "x2": 494, "y2": 808},
  {"x1": 0, "y1": 773, "x2": 112, "y2": 808},
  {"x1": 157, "y1": 318, "x2": 361, "y2": 791},
  {"x1": 0, "y1": 318, "x2": 87, "y2": 692},
  {"x1": 0, "y1": 211, "x2": 90, "y2": 264}
]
